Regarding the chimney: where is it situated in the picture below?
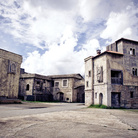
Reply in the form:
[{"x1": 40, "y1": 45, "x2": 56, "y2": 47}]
[{"x1": 97, "y1": 49, "x2": 101, "y2": 55}]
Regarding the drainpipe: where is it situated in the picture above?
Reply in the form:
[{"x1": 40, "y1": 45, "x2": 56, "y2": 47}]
[{"x1": 92, "y1": 58, "x2": 94, "y2": 104}]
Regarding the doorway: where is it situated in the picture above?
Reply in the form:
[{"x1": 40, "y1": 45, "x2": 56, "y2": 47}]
[
  {"x1": 99, "y1": 93, "x2": 103, "y2": 105},
  {"x1": 111, "y1": 92, "x2": 120, "y2": 107},
  {"x1": 57, "y1": 92, "x2": 64, "y2": 102}
]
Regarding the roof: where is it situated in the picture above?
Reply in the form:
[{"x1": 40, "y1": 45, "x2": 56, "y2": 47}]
[
  {"x1": 116, "y1": 38, "x2": 138, "y2": 44},
  {"x1": 47, "y1": 74, "x2": 84, "y2": 80},
  {"x1": 84, "y1": 56, "x2": 93, "y2": 62},
  {"x1": 74, "y1": 80, "x2": 85, "y2": 88},
  {"x1": 20, "y1": 73, "x2": 51, "y2": 80},
  {"x1": 92, "y1": 50, "x2": 123, "y2": 59}
]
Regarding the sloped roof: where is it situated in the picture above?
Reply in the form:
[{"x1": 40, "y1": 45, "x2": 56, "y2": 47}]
[
  {"x1": 93, "y1": 50, "x2": 123, "y2": 59},
  {"x1": 47, "y1": 74, "x2": 84, "y2": 80},
  {"x1": 116, "y1": 38, "x2": 138, "y2": 44},
  {"x1": 74, "y1": 79, "x2": 85, "y2": 88},
  {"x1": 20, "y1": 73, "x2": 51, "y2": 80}
]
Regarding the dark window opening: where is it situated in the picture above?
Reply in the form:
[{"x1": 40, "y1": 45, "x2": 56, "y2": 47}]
[
  {"x1": 132, "y1": 68, "x2": 137, "y2": 76},
  {"x1": 130, "y1": 92, "x2": 133, "y2": 98},
  {"x1": 51, "y1": 81, "x2": 54, "y2": 87},
  {"x1": 26, "y1": 84, "x2": 29, "y2": 91},
  {"x1": 88, "y1": 71, "x2": 91, "y2": 77},
  {"x1": 55, "y1": 82, "x2": 59, "y2": 87},
  {"x1": 111, "y1": 70, "x2": 123, "y2": 84},
  {"x1": 86, "y1": 81, "x2": 89, "y2": 87},
  {"x1": 37, "y1": 81, "x2": 40, "y2": 84}
]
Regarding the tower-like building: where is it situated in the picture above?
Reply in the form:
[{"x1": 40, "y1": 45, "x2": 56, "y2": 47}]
[{"x1": 85, "y1": 38, "x2": 138, "y2": 108}]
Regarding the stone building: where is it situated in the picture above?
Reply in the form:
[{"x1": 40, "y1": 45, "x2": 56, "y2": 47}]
[
  {"x1": 19, "y1": 72, "x2": 53, "y2": 101},
  {"x1": 0, "y1": 48, "x2": 22, "y2": 101},
  {"x1": 48, "y1": 74, "x2": 84, "y2": 102},
  {"x1": 19, "y1": 72, "x2": 85, "y2": 103},
  {"x1": 85, "y1": 38, "x2": 138, "y2": 108}
]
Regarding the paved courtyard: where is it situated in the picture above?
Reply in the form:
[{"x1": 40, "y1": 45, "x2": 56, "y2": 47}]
[{"x1": 0, "y1": 102, "x2": 138, "y2": 138}]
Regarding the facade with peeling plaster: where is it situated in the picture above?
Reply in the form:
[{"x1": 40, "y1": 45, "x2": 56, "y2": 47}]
[
  {"x1": 85, "y1": 38, "x2": 138, "y2": 108},
  {"x1": 0, "y1": 49, "x2": 22, "y2": 100}
]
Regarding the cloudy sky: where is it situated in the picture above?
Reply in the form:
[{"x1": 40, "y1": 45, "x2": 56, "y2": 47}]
[{"x1": 0, "y1": 0, "x2": 138, "y2": 76}]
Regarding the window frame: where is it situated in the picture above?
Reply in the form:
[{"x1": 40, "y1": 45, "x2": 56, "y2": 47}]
[
  {"x1": 132, "y1": 68, "x2": 137, "y2": 76},
  {"x1": 130, "y1": 48, "x2": 135, "y2": 56},
  {"x1": 62, "y1": 79, "x2": 68, "y2": 87},
  {"x1": 55, "y1": 81, "x2": 59, "y2": 87}
]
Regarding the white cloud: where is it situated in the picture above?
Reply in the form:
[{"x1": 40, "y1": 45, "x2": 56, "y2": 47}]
[
  {"x1": 0, "y1": 0, "x2": 138, "y2": 76},
  {"x1": 22, "y1": 28, "x2": 100, "y2": 75},
  {"x1": 100, "y1": 2, "x2": 138, "y2": 42}
]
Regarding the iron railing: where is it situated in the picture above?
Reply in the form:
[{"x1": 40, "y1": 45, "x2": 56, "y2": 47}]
[{"x1": 111, "y1": 77, "x2": 122, "y2": 84}]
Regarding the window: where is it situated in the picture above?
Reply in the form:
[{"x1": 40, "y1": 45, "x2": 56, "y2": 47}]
[
  {"x1": 130, "y1": 48, "x2": 135, "y2": 55},
  {"x1": 86, "y1": 81, "x2": 89, "y2": 87},
  {"x1": 88, "y1": 71, "x2": 91, "y2": 77},
  {"x1": 55, "y1": 82, "x2": 59, "y2": 87},
  {"x1": 132, "y1": 68, "x2": 137, "y2": 76},
  {"x1": 37, "y1": 81, "x2": 40, "y2": 84},
  {"x1": 95, "y1": 93, "x2": 97, "y2": 99},
  {"x1": 63, "y1": 79, "x2": 68, "y2": 87},
  {"x1": 130, "y1": 92, "x2": 133, "y2": 98},
  {"x1": 26, "y1": 84, "x2": 29, "y2": 91},
  {"x1": 8, "y1": 60, "x2": 16, "y2": 74},
  {"x1": 10, "y1": 63, "x2": 16, "y2": 73}
]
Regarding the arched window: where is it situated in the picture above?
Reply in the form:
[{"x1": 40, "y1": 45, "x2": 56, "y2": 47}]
[{"x1": 26, "y1": 84, "x2": 29, "y2": 90}]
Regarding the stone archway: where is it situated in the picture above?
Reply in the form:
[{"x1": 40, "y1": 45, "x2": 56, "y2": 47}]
[
  {"x1": 99, "y1": 93, "x2": 103, "y2": 105},
  {"x1": 57, "y1": 92, "x2": 64, "y2": 102}
]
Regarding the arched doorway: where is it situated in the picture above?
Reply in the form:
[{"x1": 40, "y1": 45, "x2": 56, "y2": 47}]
[
  {"x1": 99, "y1": 93, "x2": 103, "y2": 105},
  {"x1": 57, "y1": 92, "x2": 64, "y2": 102}
]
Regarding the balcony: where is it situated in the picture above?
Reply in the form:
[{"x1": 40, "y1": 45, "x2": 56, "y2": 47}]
[
  {"x1": 111, "y1": 70, "x2": 123, "y2": 85},
  {"x1": 111, "y1": 77, "x2": 122, "y2": 84}
]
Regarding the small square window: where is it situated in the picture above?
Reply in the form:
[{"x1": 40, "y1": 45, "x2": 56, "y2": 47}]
[{"x1": 37, "y1": 81, "x2": 40, "y2": 84}]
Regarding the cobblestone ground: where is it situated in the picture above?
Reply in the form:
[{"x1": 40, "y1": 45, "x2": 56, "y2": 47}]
[{"x1": 0, "y1": 103, "x2": 138, "y2": 138}]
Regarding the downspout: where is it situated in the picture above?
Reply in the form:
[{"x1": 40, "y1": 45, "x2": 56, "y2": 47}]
[{"x1": 92, "y1": 58, "x2": 94, "y2": 104}]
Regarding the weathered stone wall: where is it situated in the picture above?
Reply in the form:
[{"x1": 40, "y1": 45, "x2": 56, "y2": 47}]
[
  {"x1": 122, "y1": 41, "x2": 138, "y2": 75},
  {"x1": 93, "y1": 54, "x2": 108, "y2": 105},
  {"x1": 106, "y1": 53, "x2": 138, "y2": 108},
  {"x1": 53, "y1": 78, "x2": 73, "y2": 102},
  {"x1": 19, "y1": 74, "x2": 52, "y2": 101},
  {"x1": 84, "y1": 56, "x2": 93, "y2": 106},
  {"x1": 0, "y1": 49, "x2": 22, "y2": 99}
]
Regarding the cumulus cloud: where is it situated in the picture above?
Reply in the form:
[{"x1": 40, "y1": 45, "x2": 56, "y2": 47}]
[
  {"x1": 100, "y1": 2, "x2": 138, "y2": 43},
  {"x1": 22, "y1": 27, "x2": 100, "y2": 75},
  {"x1": 0, "y1": 0, "x2": 138, "y2": 75}
]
